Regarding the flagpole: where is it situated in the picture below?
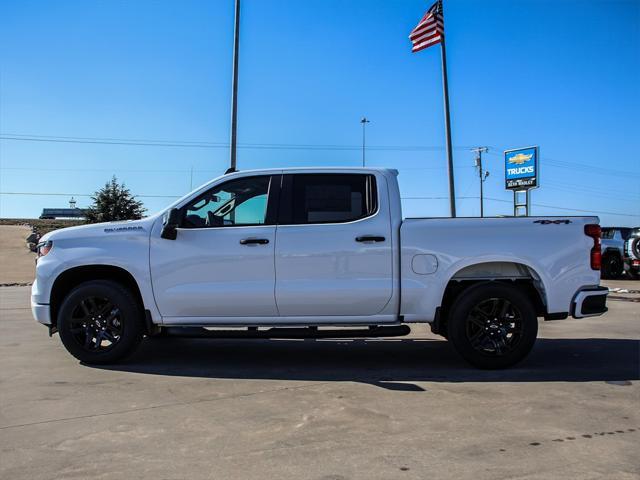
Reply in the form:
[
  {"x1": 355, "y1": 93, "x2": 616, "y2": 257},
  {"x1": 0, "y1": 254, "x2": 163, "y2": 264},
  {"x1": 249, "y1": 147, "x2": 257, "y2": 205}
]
[
  {"x1": 439, "y1": 34, "x2": 456, "y2": 217},
  {"x1": 229, "y1": 0, "x2": 240, "y2": 172},
  {"x1": 437, "y1": 0, "x2": 456, "y2": 217}
]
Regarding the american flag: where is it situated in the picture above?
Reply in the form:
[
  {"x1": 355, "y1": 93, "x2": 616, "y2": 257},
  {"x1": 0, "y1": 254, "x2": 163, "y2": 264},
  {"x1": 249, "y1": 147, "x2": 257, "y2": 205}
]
[{"x1": 409, "y1": 0, "x2": 444, "y2": 53}]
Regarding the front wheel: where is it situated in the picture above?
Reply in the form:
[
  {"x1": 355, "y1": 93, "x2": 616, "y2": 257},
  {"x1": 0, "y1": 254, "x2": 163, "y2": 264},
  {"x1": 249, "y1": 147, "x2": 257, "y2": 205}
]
[
  {"x1": 57, "y1": 280, "x2": 144, "y2": 364},
  {"x1": 447, "y1": 283, "x2": 538, "y2": 369}
]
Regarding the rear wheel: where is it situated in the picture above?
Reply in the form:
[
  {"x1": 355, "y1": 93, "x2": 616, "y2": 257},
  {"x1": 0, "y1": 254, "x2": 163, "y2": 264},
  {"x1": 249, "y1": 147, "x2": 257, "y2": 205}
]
[
  {"x1": 447, "y1": 283, "x2": 538, "y2": 369},
  {"x1": 602, "y1": 253, "x2": 623, "y2": 279},
  {"x1": 57, "y1": 280, "x2": 144, "y2": 364}
]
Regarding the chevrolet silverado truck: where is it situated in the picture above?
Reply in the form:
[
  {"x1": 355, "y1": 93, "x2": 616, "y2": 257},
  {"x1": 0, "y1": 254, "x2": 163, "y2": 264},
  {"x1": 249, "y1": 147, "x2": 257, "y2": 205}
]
[{"x1": 32, "y1": 168, "x2": 608, "y2": 369}]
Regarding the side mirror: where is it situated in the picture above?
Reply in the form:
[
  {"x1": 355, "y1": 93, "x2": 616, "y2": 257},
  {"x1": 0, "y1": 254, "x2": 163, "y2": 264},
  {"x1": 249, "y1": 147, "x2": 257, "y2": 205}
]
[{"x1": 161, "y1": 208, "x2": 182, "y2": 240}]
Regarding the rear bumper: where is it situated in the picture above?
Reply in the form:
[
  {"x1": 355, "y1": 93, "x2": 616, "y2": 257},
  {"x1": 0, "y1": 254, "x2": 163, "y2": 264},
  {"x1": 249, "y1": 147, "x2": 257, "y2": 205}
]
[
  {"x1": 625, "y1": 258, "x2": 640, "y2": 272},
  {"x1": 571, "y1": 286, "x2": 608, "y2": 318}
]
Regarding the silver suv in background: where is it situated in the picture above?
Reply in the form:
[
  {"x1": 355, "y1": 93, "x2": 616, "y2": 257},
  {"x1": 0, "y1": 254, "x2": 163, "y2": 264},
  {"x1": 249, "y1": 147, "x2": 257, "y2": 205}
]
[
  {"x1": 623, "y1": 228, "x2": 640, "y2": 279},
  {"x1": 601, "y1": 227, "x2": 640, "y2": 279}
]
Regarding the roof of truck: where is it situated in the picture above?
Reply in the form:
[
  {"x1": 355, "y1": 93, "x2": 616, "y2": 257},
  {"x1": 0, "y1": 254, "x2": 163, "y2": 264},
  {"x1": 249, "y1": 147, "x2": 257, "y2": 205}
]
[{"x1": 224, "y1": 167, "x2": 399, "y2": 175}]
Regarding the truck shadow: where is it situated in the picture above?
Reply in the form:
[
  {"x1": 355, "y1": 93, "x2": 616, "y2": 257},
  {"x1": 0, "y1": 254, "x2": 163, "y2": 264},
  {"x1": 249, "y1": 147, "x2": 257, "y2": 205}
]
[{"x1": 92, "y1": 337, "x2": 640, "y2": 390}]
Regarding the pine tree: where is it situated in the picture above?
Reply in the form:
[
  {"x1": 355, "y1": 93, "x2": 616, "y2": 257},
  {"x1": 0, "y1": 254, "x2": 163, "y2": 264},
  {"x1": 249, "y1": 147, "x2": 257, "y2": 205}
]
[{"x1": 85, "y1": 176, "x2": 146, "y2": 223}]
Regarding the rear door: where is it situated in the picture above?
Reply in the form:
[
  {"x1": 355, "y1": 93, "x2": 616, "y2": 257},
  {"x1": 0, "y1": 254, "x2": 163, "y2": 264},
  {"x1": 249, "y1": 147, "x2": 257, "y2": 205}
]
[{"x1": 274, "y1": 173, "x2": 393, "y2": 317}]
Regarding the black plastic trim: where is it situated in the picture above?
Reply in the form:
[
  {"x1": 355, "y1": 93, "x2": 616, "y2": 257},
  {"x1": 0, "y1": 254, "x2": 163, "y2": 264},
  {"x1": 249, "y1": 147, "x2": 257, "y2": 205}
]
[{"x1": 163, "y1": 325, "x2": 410, "y2": 339}]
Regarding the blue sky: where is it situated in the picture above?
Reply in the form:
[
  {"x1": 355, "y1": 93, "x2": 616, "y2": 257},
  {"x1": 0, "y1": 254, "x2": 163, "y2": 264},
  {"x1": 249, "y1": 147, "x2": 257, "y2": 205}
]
[{"x1": 1, "y1": 0, "x2": 638, "y2": 226}]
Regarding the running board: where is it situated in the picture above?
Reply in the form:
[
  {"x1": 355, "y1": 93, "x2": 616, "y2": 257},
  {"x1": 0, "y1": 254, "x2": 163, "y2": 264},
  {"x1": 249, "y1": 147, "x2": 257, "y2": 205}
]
[{"x1": 162, "y1": 325, "x2": 411, "y2": 339}]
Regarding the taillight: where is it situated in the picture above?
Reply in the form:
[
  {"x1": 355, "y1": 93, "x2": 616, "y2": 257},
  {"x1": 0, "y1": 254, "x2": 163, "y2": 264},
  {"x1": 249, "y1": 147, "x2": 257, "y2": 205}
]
[
  {"x1": 584, "y1": 224, "x2": 601, "y2": 270},
  {"x1": 37, "y1": 240, "x2": 53, "y2": 258}
]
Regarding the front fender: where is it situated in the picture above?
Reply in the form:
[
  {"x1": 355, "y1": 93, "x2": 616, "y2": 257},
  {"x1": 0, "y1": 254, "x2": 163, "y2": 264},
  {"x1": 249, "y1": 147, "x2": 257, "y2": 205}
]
[{"x1": 32, "y1": 228, "x2": 161, "y2": 324}]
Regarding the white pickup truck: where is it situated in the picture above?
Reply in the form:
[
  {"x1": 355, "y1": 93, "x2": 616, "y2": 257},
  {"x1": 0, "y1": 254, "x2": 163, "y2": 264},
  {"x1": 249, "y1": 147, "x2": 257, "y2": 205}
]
[{"x1": 32, "y1": 168, "x2": 608, "y2": 368}]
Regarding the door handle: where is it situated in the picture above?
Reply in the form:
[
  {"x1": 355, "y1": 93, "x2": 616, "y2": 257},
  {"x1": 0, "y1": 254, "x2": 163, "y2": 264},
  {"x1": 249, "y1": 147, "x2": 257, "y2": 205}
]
[
  {"x1": 355, "y1": 236, "x2": 386, "y2": 243},
  {"x1": 240, "y1": 238, "x2": 269, "y2": 245}
]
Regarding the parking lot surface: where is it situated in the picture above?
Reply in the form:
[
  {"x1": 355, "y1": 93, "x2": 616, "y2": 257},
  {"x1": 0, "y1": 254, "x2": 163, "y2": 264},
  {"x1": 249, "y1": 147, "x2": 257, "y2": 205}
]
[{"x1": 1, "y1": 283, "x2": 638, "y2": 479}]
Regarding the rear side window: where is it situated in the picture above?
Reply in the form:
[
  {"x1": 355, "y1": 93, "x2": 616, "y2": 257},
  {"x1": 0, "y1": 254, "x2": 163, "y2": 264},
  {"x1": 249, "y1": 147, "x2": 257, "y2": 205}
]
[{"x1": 286, "y1": 174, "x2": 377, "y2": 225}]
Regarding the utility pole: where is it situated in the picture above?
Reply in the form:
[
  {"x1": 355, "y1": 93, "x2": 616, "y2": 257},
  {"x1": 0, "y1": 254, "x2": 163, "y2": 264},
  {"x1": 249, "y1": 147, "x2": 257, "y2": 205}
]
[
  {"x1": 472, "y1": 147, "x2": 489, "y2": 217},
  {"x1": 360, "y1": 117, "x2": 370, "y2": 167},
  {"x1": 228, "y1": 0, "x2": 241, "y2": 172}
]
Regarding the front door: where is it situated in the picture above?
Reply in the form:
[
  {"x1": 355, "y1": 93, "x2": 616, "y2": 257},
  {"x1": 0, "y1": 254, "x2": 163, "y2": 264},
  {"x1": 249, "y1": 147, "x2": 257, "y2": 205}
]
[
  {"x1": 274, "y1": 173, "x2": 393, "y2": 317},
  {"x1": 150, "y1": 175, "x2": 279, "y2": 320}
]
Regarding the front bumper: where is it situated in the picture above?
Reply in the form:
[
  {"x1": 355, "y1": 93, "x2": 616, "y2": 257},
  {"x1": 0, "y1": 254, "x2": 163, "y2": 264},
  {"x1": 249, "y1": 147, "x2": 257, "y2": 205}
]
[
  {"x1": 31, "y1": 298, "x2": 52, "y2": 325},
  {"x1": 571, "y1": 286, "x2": 608, "y2": 318}
]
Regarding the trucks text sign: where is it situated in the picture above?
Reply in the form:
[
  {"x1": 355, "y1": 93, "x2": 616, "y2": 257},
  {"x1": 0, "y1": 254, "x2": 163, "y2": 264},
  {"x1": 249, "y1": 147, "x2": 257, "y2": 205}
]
[{"x1": 505, "y1": 146, "x2": 538, "y2": 190}]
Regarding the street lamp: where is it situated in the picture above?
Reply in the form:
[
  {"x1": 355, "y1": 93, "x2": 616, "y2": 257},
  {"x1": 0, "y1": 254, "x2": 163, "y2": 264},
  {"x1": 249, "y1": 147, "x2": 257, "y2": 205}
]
[{"x1": 360, "y1": 117, "x2": 370, "y2": 167}]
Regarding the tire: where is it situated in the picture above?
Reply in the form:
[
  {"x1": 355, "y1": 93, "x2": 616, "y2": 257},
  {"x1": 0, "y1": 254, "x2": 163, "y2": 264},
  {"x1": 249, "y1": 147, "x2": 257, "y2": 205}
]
[
  {"x1": 447, "y1": 283, "x2": 538, "y2": 369},
  {"x1": 602, "y1": 253, "x2": 623, "y2": 279},
  {"x1": 57, "y1": 280, "x2": 144, "y2": 364},
  {"x1": 631, "y1": 238, "x2": 640, "y2": 259}
]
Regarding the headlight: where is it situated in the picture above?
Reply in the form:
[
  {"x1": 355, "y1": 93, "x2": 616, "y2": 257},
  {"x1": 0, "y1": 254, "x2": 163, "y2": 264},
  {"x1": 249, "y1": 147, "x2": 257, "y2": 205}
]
[{"x1": 37, "y1": 240, "x2": 53, "y2": 258}]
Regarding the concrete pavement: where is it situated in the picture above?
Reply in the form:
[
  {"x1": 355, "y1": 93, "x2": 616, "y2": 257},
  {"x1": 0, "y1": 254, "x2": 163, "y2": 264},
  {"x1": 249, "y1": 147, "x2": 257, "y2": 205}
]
[{"x1": 0, "y1": 285, "x2": 638, "y2": 479}]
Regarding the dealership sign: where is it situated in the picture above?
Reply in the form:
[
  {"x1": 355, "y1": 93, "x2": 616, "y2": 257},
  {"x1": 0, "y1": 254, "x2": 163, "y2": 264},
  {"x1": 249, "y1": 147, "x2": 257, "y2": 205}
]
[{"x1": 505, "y1": 146, "x2": 538, "y2": 190}]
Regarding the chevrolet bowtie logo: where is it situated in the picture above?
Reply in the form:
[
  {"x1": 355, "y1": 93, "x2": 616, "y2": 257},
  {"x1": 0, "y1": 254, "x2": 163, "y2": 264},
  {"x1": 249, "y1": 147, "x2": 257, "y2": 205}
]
[{"x1": 508, "y1": 153, "x2": 533, "y2": 165}]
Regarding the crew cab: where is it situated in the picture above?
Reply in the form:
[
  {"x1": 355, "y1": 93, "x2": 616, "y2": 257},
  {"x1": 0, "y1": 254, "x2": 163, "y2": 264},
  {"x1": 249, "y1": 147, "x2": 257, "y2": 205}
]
[{"x1": 32, "y1": 168, "x2": 608, "y2": 368}]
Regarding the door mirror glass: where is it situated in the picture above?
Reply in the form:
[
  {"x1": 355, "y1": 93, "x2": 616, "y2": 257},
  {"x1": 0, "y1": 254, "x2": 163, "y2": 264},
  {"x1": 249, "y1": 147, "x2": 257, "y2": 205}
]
[{"x1": 161, "y1": 208, "x2": 182, "y2": 240}]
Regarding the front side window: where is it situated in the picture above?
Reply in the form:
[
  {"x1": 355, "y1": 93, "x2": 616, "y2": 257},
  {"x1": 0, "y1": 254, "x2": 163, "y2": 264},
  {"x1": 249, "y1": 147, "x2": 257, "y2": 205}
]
[
  {"x1": 182, "y1": 176, "x2": 270, "y2": 228},
  {"x1": 289, "y1": 174, "x2": 377, "y2": 224}
]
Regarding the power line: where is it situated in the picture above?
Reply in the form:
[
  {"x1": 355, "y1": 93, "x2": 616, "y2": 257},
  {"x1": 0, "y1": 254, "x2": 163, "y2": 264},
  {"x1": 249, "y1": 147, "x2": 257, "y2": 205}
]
[
  {"x1": 0, "y1": 133, "x2": 475, "y2": 152},
  {"x1": 2, "y1": 191, "x2": 636, "y2": 217},
  {"x1": 544, "y1": 183, "x2": 640, "y2": 202},
  {"x1": 0, "y1": 191, "x2": 180, "y2": 199},
  {"x1": 4, "y1": 133, "x2": 636, "y2": 178},
  {"x1": 484, "y1": 149, "x2": 639, "y2": 179},
  {"x1": 402, "y1": 196, "x2": 481, "y2": 200},
  {"x1": 482, "y1": 196, "x2": 638, "y2": 217},
  {"x1": 401, "y1": 195, "x2": 638, "y2": 217},
  {"x1": 0, "y1": 165, "x2": 477, "y2": 173}
]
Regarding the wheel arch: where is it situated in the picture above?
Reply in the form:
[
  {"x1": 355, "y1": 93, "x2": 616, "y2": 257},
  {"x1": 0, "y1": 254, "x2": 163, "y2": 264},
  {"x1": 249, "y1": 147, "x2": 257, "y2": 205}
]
[
  {"x1": 49, "y1": 265, "x2": 144, "y2": 327},
  {"x1": 432, "y1": 261, "x2": 548, "y2": 335}
]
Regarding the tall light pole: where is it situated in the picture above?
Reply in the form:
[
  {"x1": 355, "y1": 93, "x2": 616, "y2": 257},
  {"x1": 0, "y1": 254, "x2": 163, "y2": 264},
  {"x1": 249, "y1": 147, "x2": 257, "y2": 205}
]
[
  {"x1": 360, "y1": 117, "x2": 370, "y2": 167},
  {"x1": 228, "y1": 0, "x2": 241, "y2": 172},
  {"x1": 472, "y1": 147, "x2": 489, "y2": 217}
]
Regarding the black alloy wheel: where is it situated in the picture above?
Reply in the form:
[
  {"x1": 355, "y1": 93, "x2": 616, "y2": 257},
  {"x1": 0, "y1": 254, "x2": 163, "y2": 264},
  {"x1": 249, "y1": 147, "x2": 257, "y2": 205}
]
[
  {"x1": 68, "y1": 296, "x2": 123, "y2": 352},
  {"x1": 447, "y1": 283, "x2": 538, "y2": 369},
  {"x1": 58, "y1": 280, "x2": 144, "y2": 364},
  {"x1": 465, "y1": 297, "x2": 524, "y2": 357}
]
